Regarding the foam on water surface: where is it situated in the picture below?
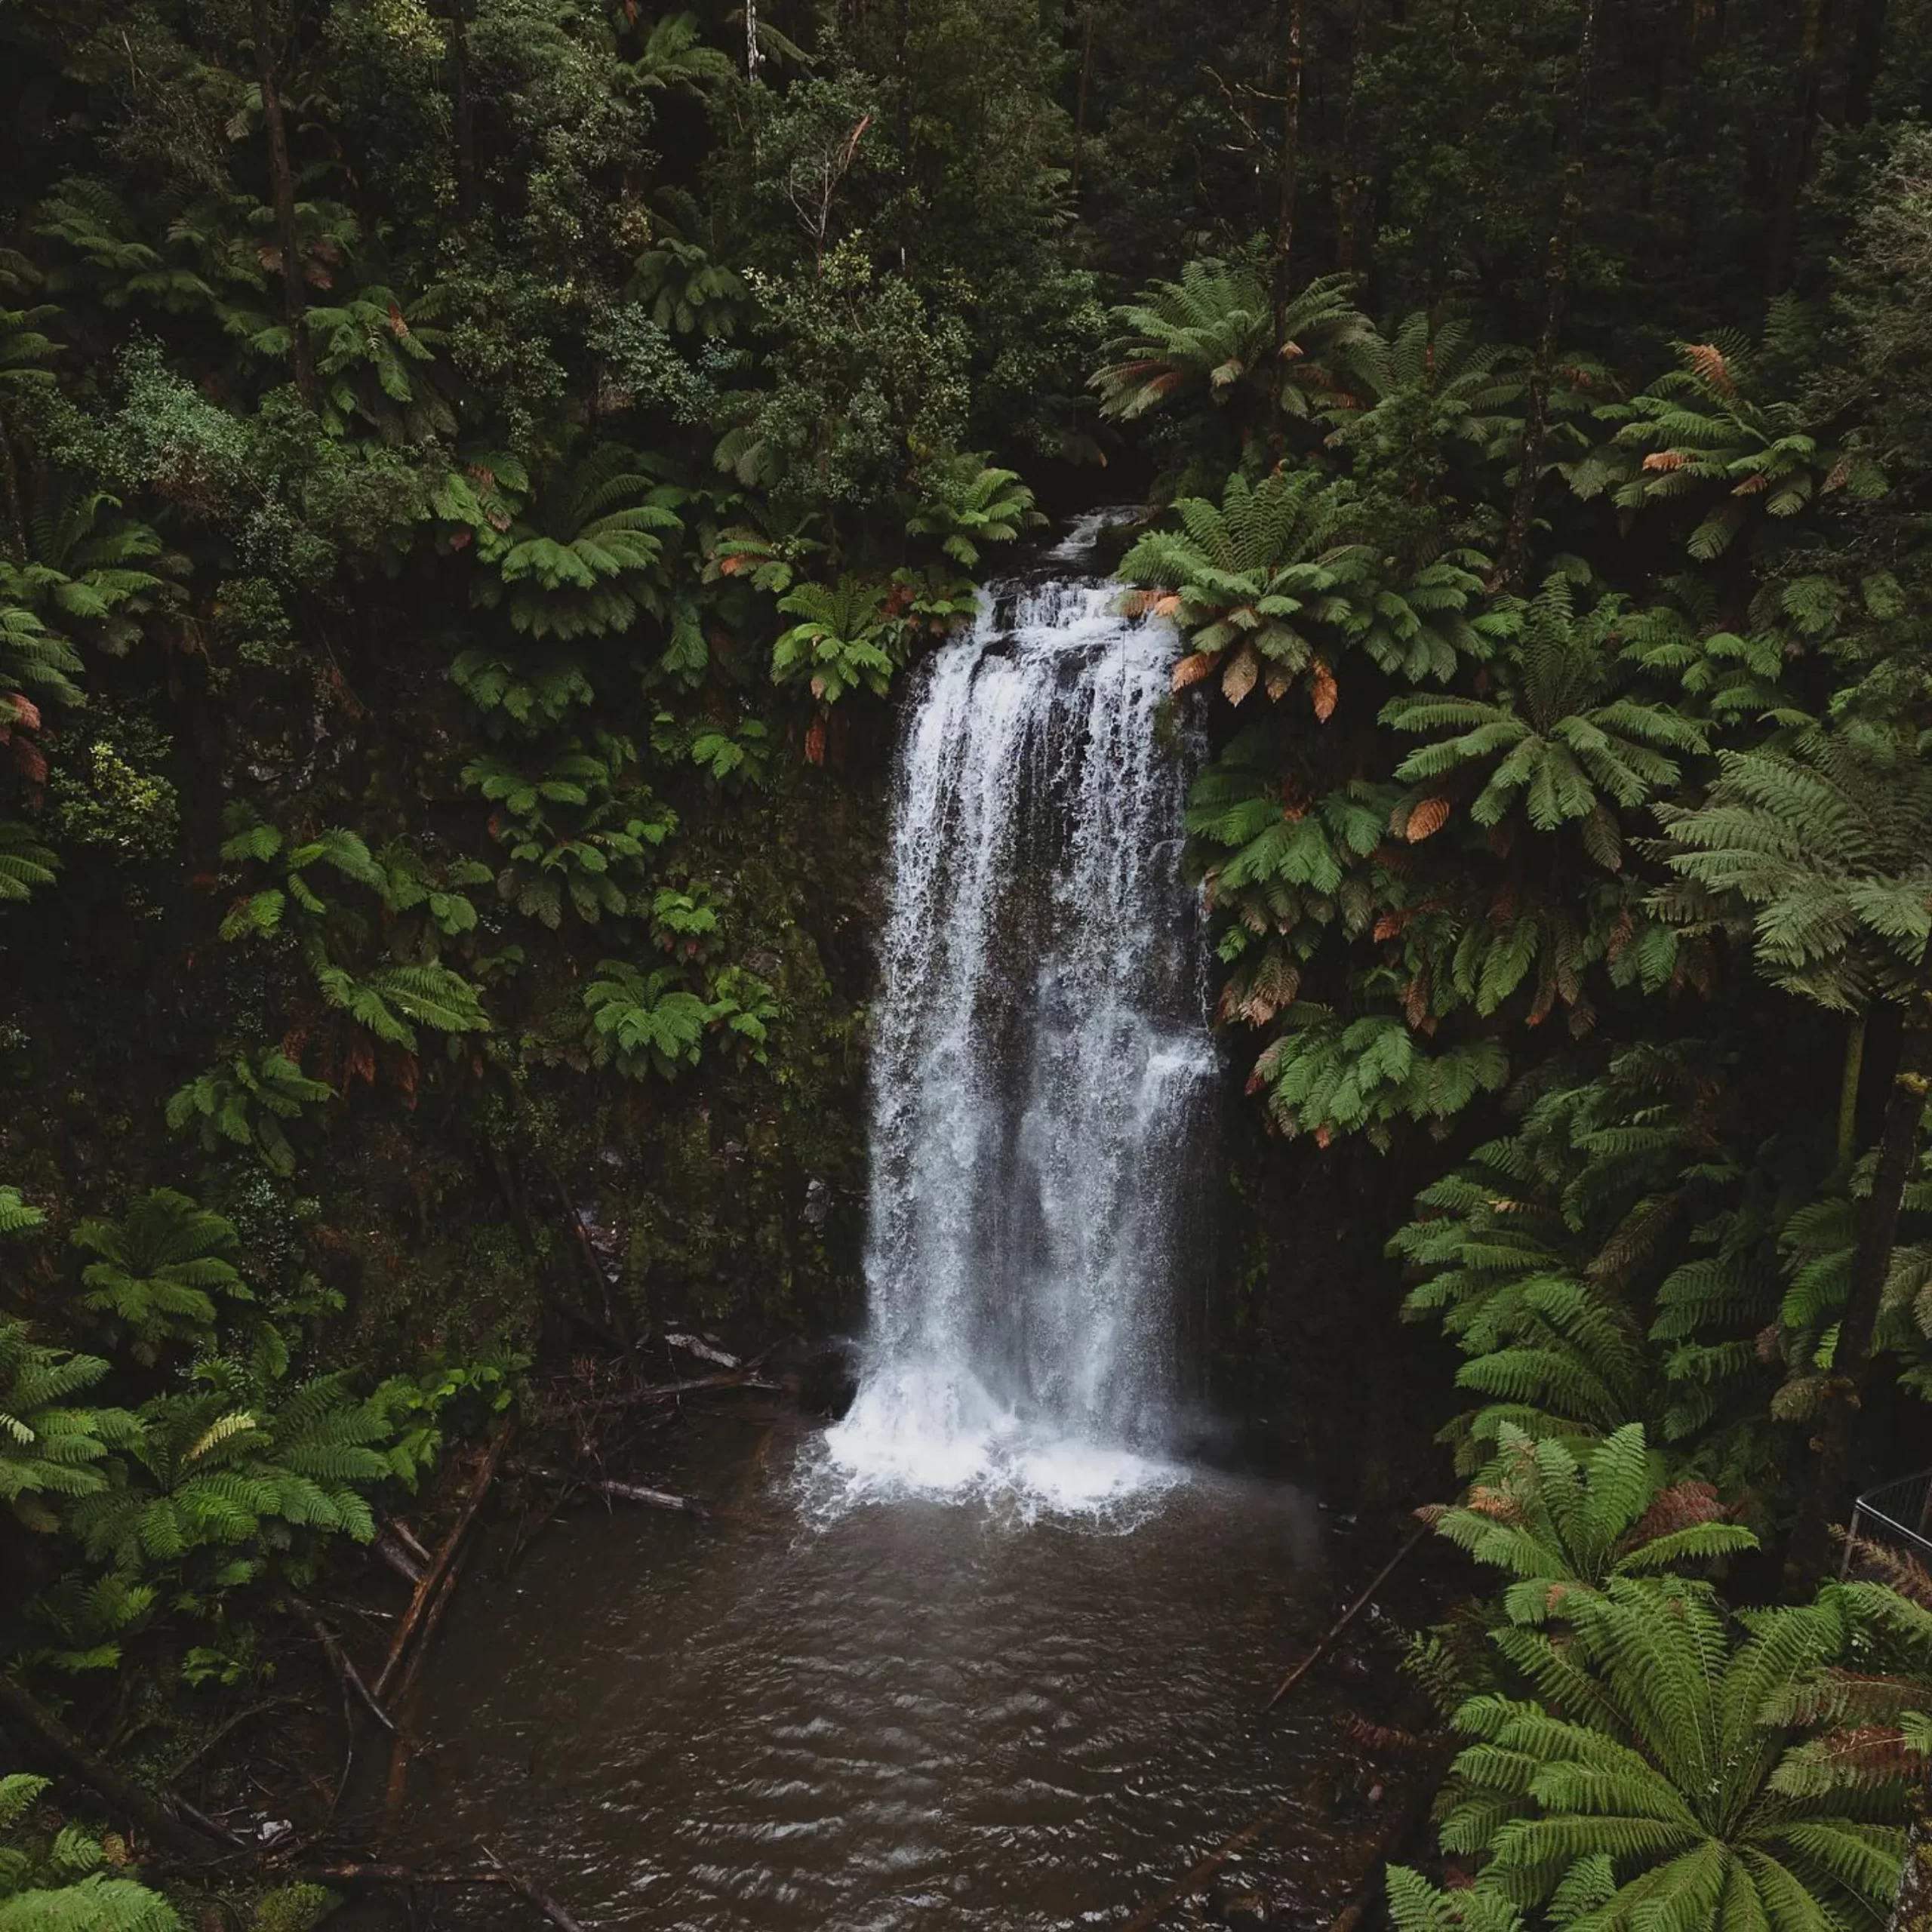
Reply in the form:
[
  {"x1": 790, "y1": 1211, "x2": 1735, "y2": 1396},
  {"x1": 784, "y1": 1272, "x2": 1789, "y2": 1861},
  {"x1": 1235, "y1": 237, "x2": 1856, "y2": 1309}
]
[{"x1": 814, "y1": 1365, "x2": 1187, "y2": 1527}]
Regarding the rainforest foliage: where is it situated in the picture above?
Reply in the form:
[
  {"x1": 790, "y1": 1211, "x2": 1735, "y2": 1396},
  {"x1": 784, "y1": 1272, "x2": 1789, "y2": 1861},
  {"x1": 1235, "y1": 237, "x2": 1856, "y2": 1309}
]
[{"x1": 6, "y1": 0, "x2": 1932, "y2": 1921}]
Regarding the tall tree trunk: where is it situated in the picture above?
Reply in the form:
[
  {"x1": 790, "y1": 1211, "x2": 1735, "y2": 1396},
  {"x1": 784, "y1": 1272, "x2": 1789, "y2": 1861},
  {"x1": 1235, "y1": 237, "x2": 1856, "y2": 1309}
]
[
  {"x1": 1073, "y1": 1, "x2": 1097, "y2": 199},
  {"x1": 1846, "y1": 0, "x2": 1889, "y2": 125},
  {"x1": 449, "y1": 0, "x2": 478, "y2": 223},
  {"x1": 1334, "y1": 0, "x2": 1372, "y2": 279},
  {"x1": 1500, "y1": 0, "x2": 1601, "y2": 594},
  {"x1": 251, "y1": 0, "x2": 319, "y2": 410},
  {"x1": 895, "y1": 0, "x2": 911, "y2": 269},
  {"x1": 1767, "y1": 0, "x2": 1826, "y2": 293},
  {"x1": 1271, "y1": 0, "x2": 1306, "y2": 351},
  {"x1": 1789, "y1": 933, "x2": 1932, "y2": 1592}
]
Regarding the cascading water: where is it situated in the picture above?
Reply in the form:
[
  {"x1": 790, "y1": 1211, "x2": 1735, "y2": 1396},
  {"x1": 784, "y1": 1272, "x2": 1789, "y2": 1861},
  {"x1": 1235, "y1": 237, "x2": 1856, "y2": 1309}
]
[{"x1": 825, "y1": 512, "x2": 1217, "y2": 1512}]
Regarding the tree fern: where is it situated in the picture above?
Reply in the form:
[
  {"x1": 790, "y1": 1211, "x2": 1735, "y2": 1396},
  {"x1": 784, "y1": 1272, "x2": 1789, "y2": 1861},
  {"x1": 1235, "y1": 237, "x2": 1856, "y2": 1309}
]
[
  {"x1": 1323, "y1": 311, "x2": 1530, "y2": 546},
  {"x1": 1389, "y1": 1051, "x2": 1787, "y2": 1470},
  {"x1": 69, "y1": 1191, "x2": 251, "y2": 1362},
  {"x1": 582, "y1": 960, "x2": 714, "y2": 1078},
  {"x1": 771, "y1": 574, "x2": 900, "y2": 703},
  {"x1": 32, "y1": 176, "x2": 212, "y2": 315},
  {"x1": 1429, "y1": 1423, "x2": 1756, "y2": 1626},
  {"x1": 1654, "y1": 718, "x2": 1932, "y2": 1013},
  {"x1": 463, "y1": 738, "x2": 672, "y2": 927},
  {"x1": 1574, "y1": 334, "x2": 1879, "y2": 562},
  {"x1": 1385, "y1": 575, "x2": 1707, "y2": 863},
  {"x1": 0, "y1": 579, "x2": 84, "y2": 711},
  {"x1": 311, "y1": 958, "x2": 490, "y2": 1050},
  {"x1": 473, "y1": 445, "x2": 684, "y2": 640},
  {"x1": 1385, "y1": 1866, "x2": 1524, "y2": 1932},
  {"x1": 0, "y1": 1874, "x2": 184, "y2": 1931},
  {"x1": 69, "y1": 1371, "x2": 398, "y2": 1577},
  {"x1": 1436, "y1": 1577, "x2": 1911, "y2": 1924},
  {"x1": 1121, "y1": 468, "x2": 1487, "y2": 708},
  {"x1": 1091, "y1": 256, "x2": 1369, "y2": 429},
  {"x1": 450, "y1": 647, "x2": 593, "y2": 738},
  {"x1": 165, "y1": 1049, "x2": 332, "y2": 1177},
  {"x1": 306, "y1": 281, "x2": 454, "y2": 443},
  {"x1": 0, "y1": 1760, "x2": 185, "y2": 1930},
  {"x1": 0, "y1": 1187, "x2": 45, "y2": 1239},
  {"x1": 17, "y1": 475, "x2": 181, "y2": 658},
  {"x1": 904, "y1": 453, "x2": 1039, "y2": 568},
  {"x1": 1252, "y1": 1004, "x2": 1508, "y2": 1149},
  {"x1": 0, "y1": 821, "x2": 57, "y2": 904},
  {"x1": 627, "y1": 186, "x2": 749, "y2": 338},
  {"x1": 0, "y1": 1321, "x2": 131, "y2": 1532}
]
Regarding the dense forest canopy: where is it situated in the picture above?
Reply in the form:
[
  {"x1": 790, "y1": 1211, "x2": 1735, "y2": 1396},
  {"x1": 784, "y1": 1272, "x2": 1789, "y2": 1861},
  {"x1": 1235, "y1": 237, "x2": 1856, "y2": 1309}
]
[{"x1": 8, "y1": 0, "x2": 1932, "y2": 1923}]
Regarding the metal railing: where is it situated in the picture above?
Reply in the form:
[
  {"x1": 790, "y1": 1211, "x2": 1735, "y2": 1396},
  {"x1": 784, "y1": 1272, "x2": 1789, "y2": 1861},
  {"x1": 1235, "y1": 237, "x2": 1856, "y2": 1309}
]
[{"x1": 1842, "y1": 1467, "x2": 1932, "y2": 1577}]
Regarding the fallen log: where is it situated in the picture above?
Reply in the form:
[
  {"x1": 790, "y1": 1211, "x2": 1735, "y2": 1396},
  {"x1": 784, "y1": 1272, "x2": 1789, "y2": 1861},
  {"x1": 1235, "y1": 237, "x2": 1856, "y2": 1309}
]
[
  {"x1": 0, "y1": 1673, "x2": 238, "y2": 1861},
  {"x1": 632, "y1": 1369, "x2": 781, "y2": 1402},
  {"x1": 385, "y1": 1515, "x2": 434, "y2": 1567},
  {"x1": 664, "y1": 1331, "x2": 740, "y2": 1369},
  {"x1": 510, "y1": 1458, "x2": 711, "y2": 1518},
  {"x1": 294, "y1": 1859, "x2": 588, "y2": 1932},
  {"x1": 371, "y1": 1529, "x2": 426, "y2": 1586},
  {"x1": 297, "y1": 1607, "x2": 393, "y2": 1733},
  {"x1": 1261, "y1": 1522, "x2": 1431, "y2": 1717},
  {"x1": 387, "y1": 1538, "x2": 472, "y2": 1722},
  {"x1": 481, "y1": 1840, "x2": 588, "y2": 1932},
  {"x1": 375, "y1": 1420, "x2": 512, "y2": 1702}
]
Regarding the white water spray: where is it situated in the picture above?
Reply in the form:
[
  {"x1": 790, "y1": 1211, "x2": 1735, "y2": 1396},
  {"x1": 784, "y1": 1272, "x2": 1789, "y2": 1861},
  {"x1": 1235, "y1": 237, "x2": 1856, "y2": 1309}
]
[{"x1": 823, "y1": 520, "x2": 1217, "y2": 1513}]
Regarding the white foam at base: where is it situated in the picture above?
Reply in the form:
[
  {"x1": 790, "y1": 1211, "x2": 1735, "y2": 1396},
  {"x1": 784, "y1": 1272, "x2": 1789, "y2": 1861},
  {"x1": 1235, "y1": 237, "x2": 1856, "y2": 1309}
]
[{"x1": 811, "y1": 1363, "x2": 1187, "y2": 1527}]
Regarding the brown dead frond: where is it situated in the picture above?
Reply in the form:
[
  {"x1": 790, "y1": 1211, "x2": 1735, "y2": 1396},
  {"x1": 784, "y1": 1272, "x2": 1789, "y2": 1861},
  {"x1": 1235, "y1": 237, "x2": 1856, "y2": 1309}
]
[{"x1": 1682, "y1": 342, "x2": 1735, "y2": 393}]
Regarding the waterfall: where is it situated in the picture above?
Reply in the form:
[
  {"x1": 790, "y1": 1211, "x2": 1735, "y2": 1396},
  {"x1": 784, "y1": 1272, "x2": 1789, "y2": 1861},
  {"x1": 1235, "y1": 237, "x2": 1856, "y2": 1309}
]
[{"x1": 824, "y1": 516, "x2": 1217, "y2": 1512}]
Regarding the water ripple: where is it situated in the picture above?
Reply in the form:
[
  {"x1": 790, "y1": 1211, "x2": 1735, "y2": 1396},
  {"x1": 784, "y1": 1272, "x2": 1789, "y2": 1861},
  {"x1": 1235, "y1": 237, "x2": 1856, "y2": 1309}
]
[{"x1": 402, "y1": 1445, "x2": 1356, "y2": 1930}]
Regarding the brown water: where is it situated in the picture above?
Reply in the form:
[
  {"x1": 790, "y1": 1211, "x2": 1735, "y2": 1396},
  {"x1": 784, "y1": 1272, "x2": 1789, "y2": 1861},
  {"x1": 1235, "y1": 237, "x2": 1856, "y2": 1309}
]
[{"x1": 394, "y1": 1424, "x2": 1390, "y2": 1930}]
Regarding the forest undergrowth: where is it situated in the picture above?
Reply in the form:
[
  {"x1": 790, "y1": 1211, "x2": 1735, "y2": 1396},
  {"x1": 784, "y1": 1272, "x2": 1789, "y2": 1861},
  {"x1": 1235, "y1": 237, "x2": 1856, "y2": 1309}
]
[{"x1": 8, "y1": 0, "x2": 1932, "y2": 1924}]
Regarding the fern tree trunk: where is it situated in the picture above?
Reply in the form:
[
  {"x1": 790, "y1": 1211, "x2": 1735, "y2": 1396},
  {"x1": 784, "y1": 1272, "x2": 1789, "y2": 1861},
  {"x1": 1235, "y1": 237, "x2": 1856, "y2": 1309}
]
[
  {"x1": 1838, "y1": 1014, "x2": 1868, "y2": 1174},
  {"x1": 1500, "y1": 0, "x2": 1601, "y2": 593},
  {"x1": 1894, "y1": 1781, "x2": 1932, "y2": 1930},
  {"x1": 0, "y1": 426, "x2": 23, "y2": 563},
  {"x1": 251, "y1": 0, "x2": 320, "y2": 411},
  {"x1": 1789, "y1": 933, "x2": 1932, "y2": 1592}
]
